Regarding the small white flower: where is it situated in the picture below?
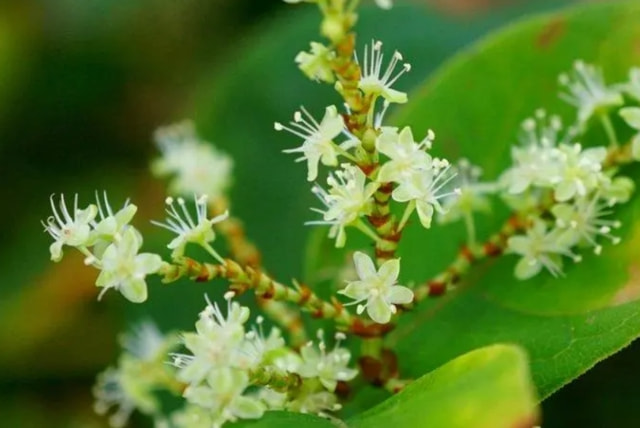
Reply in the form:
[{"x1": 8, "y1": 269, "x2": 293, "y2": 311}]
[
  {"x1": 376, "y1": 126, "x2": 433, "y2": 183},
  {"x1": 551, "y1": 143, "x2": 607, "y2": 202},
  {"x1": 242, "y1": 317, "x2": 287, "y2": 369},
  {"x1": 438, "y1": 158, "x2": 494, "y2": 224},
  {"x1": 94, "y1": 322, "x2": 177, "y2": 428},
  {"x1": 88, "y1": 192, "x2": 138, "y2": 257},
  {"x1": 295, "y1": 42, "x2": 335, "y2": 83},
  {"x1": 308, "y1": 164, "x2": 379, "y2": 247},
  {"x1": 120, "y1": 321, "x2": 172, "y2": 362},
  {"x1": 152, "y1": 120, "x2": 233, "y2": 199},
  {"x1": 356, "y1": 40, "x2": 411, "y2": 104},
  {"x1": 618, "y1": 67, "x2": 640, "y2": 102},
  {"x1": 172, "y1": 294, "x2": 250, "y2": 385},
  {"x1": 558, "y1": 60, "x2": 623, "y2": 127},
  {"x1": 507, "y1": 219, "x2": 581, "y2": 280},
  {"x1": 93, "y1": 367, "x2": 139, "y2": 428},
  {"x1": 620, "y1": 107, "x2": 640, "y2": 161},
  {"x1": 42, "y1": 194, "x2": 98, "y2": 262},
  {"x1": 95, "y1": 227, "x2": 163, "y2": 303},
  {"x1": 391, "y1": 161, "x2": 459, "y2": 229},
  {"x1": 295, "y1": 331, "x2": 357, "y2": 392},
  {"x1": 500, "y1": 111, "x2": 564, "y2": 194},
  {"x1": 276, "y1": 105, "x2": 346, "y2": 181},
  {"x1": 152, "y1": 195, "x2": 228, "y2": 262},
  {"x1": 182, "y1": 369, "x2": 265, "y2": 424},
  {"x1": 552, "y1": 196, "x2": 622, "y2": 255},
  {"x1": 339, "y1": 252, "x2": 413, "y2": 324}
]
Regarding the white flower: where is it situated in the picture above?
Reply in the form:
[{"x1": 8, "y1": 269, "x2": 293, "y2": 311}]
[
  {"x1": 339, "y1": 252, "x2": 413, "y2": 324},
  {"x1": 94, "y1": 322, "x2": 177, "y2": 428},
  {"x1": 500, "y1": 111, "x2": 564, "y2": 194},
  {"x1": 438, "y1": 158, "x2": 494, "y2": 224},
  {"x1": 391, "y1": 161, "x2": 459, "y2": 229},
  {"x1": 88, "y1": 192, "x2": 138, "y2": 257},
  {"x1": 552, "y1": 196, "x2": 622, "y2": 255},
  {"x1": 276, "y1": 105, "x2": 346, "y2": 181},
  {"x1": 295, "y1": 331, "x2": 357, "y2": 392},
  {"x1": 618, "y1": 67, "x2": 640, "y2": 102},
  {"x1": 42, "y1": 194, "x2": 97, "y2": 262},
  {"x1": 95, "y1": 227, "x2": 163, "y2": 302},
  {"x1": 120, "y1": 321, "x2": 173, "y2": 362},
  {"x1": 93, "y1": 367, "x2": 140, "y2": 428},
  {"x1": 551, "y1": 143, "x2": 607, "y2": 202},
  {"x1": 152, "y1": 120, "x2": 233, "y2": 199},
  {"x1": 151, "y1": 195, "x2": 228, "y2": 262},
  {"x1": 295, "y1": 42, "x2": 335, "y2": 83},
  {"x1": 507, "y1": 219, "x2": 581, "y2": 280},
  {"x1": 308, "y1": 164, "x2": 378, "y2": 247},
  {"x1": 558, "y1": 60, "x2": 623, "y2": 127},
  {"x1": 376, "y1": 126, "x2": 433, "y2": 183},
  {"x1": 620, "y1": 107, "x2": 640, "y2": 161},
  {"x1": 242, "y1": 317, "x2": 288, "y2": 369},
  {"x1": 182, "y1": 369, "x2": 265, "y2": 425},
  {"x1": 356, "y1": 40, "x2": 411, "y2": 104},
  {"x1": 171, "y1": 294, "x2": 250, "y2": 386}
]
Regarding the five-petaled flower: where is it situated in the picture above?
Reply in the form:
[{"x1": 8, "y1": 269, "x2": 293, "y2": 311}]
[
  {"x1": 42, "y1": 194, "x2": 98, "y2": 262},
  {"x1": 308, "y1": 164, "x2": 378, "y2": 247},
  {"x1": 340, "y1": 251, "x2": 413, "y2": 324},
  {"x1": 152, "y1": 195, "x2": 228, "y2": 262},
  {"x1": 95, "y1": 228, "x2": 163, "y2": 302},
  {"x1": 276, "y1": 105, "x2": 348, "y2": 181}
]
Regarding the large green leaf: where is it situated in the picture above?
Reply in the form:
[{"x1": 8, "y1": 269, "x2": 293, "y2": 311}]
[
  {"x1": 348, "y1": 345, "x2": 537, "y2": 428},
  {"x1": 308, "y1": 0, "x2": 640, "y2": 401}
]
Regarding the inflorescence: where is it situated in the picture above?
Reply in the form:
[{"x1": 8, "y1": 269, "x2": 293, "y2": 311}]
[{"x1": 39, "y1": 0, "x2": 640, "y2": 425}]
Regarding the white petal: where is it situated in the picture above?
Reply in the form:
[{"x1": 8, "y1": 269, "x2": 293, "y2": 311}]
[
  {"x1": 120, "y1": 278, "x2": 148, "y2": 303},
  {"x1": 387, "y1": 285, "x2": 413, "y2": 304},
  {"x1": 353, "y1": 251, "x2": 376, "y2": 280},
  {"x1": 377, "y1": 258, "x2": 400, "y2": 285},
  {"x1": 366, "y1": 295, "x2": 392, "y2": 324}
]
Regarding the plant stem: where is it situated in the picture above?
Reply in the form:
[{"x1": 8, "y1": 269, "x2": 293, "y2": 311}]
[{"x1": 600, "y1": 113, "x2": 619, "y2": 147}]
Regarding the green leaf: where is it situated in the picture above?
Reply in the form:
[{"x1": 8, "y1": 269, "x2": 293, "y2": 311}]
[
  {"x1": 308, "y1": 0, "x2": 640, "y2": 402},
  {"x1": 348, "y1": 345, "x2": 538, "y2": 428},
  {"x1": 228, "y1": 411, "x2": 334, "y2": 428}
]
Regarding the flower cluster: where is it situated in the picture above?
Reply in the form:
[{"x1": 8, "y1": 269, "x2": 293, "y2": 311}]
[
  {"x1": 152, "y1": 120, "x2": 233, "y2": 200},
  {"x1": 168, "y1": 294, "x2": 357, "y2": 426},
  {"x1": 279, "y1": 42, "x2": 459, "y2": 247},
  {"x1": 502, "y1": 62, "x2": 640, "y2": 280},
  {"x1": 93, "y1": 322, "x2": 179, "y2": 427},
  {"x1": 42, "y1": 193, "x2": 163, "y2": 302}
]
